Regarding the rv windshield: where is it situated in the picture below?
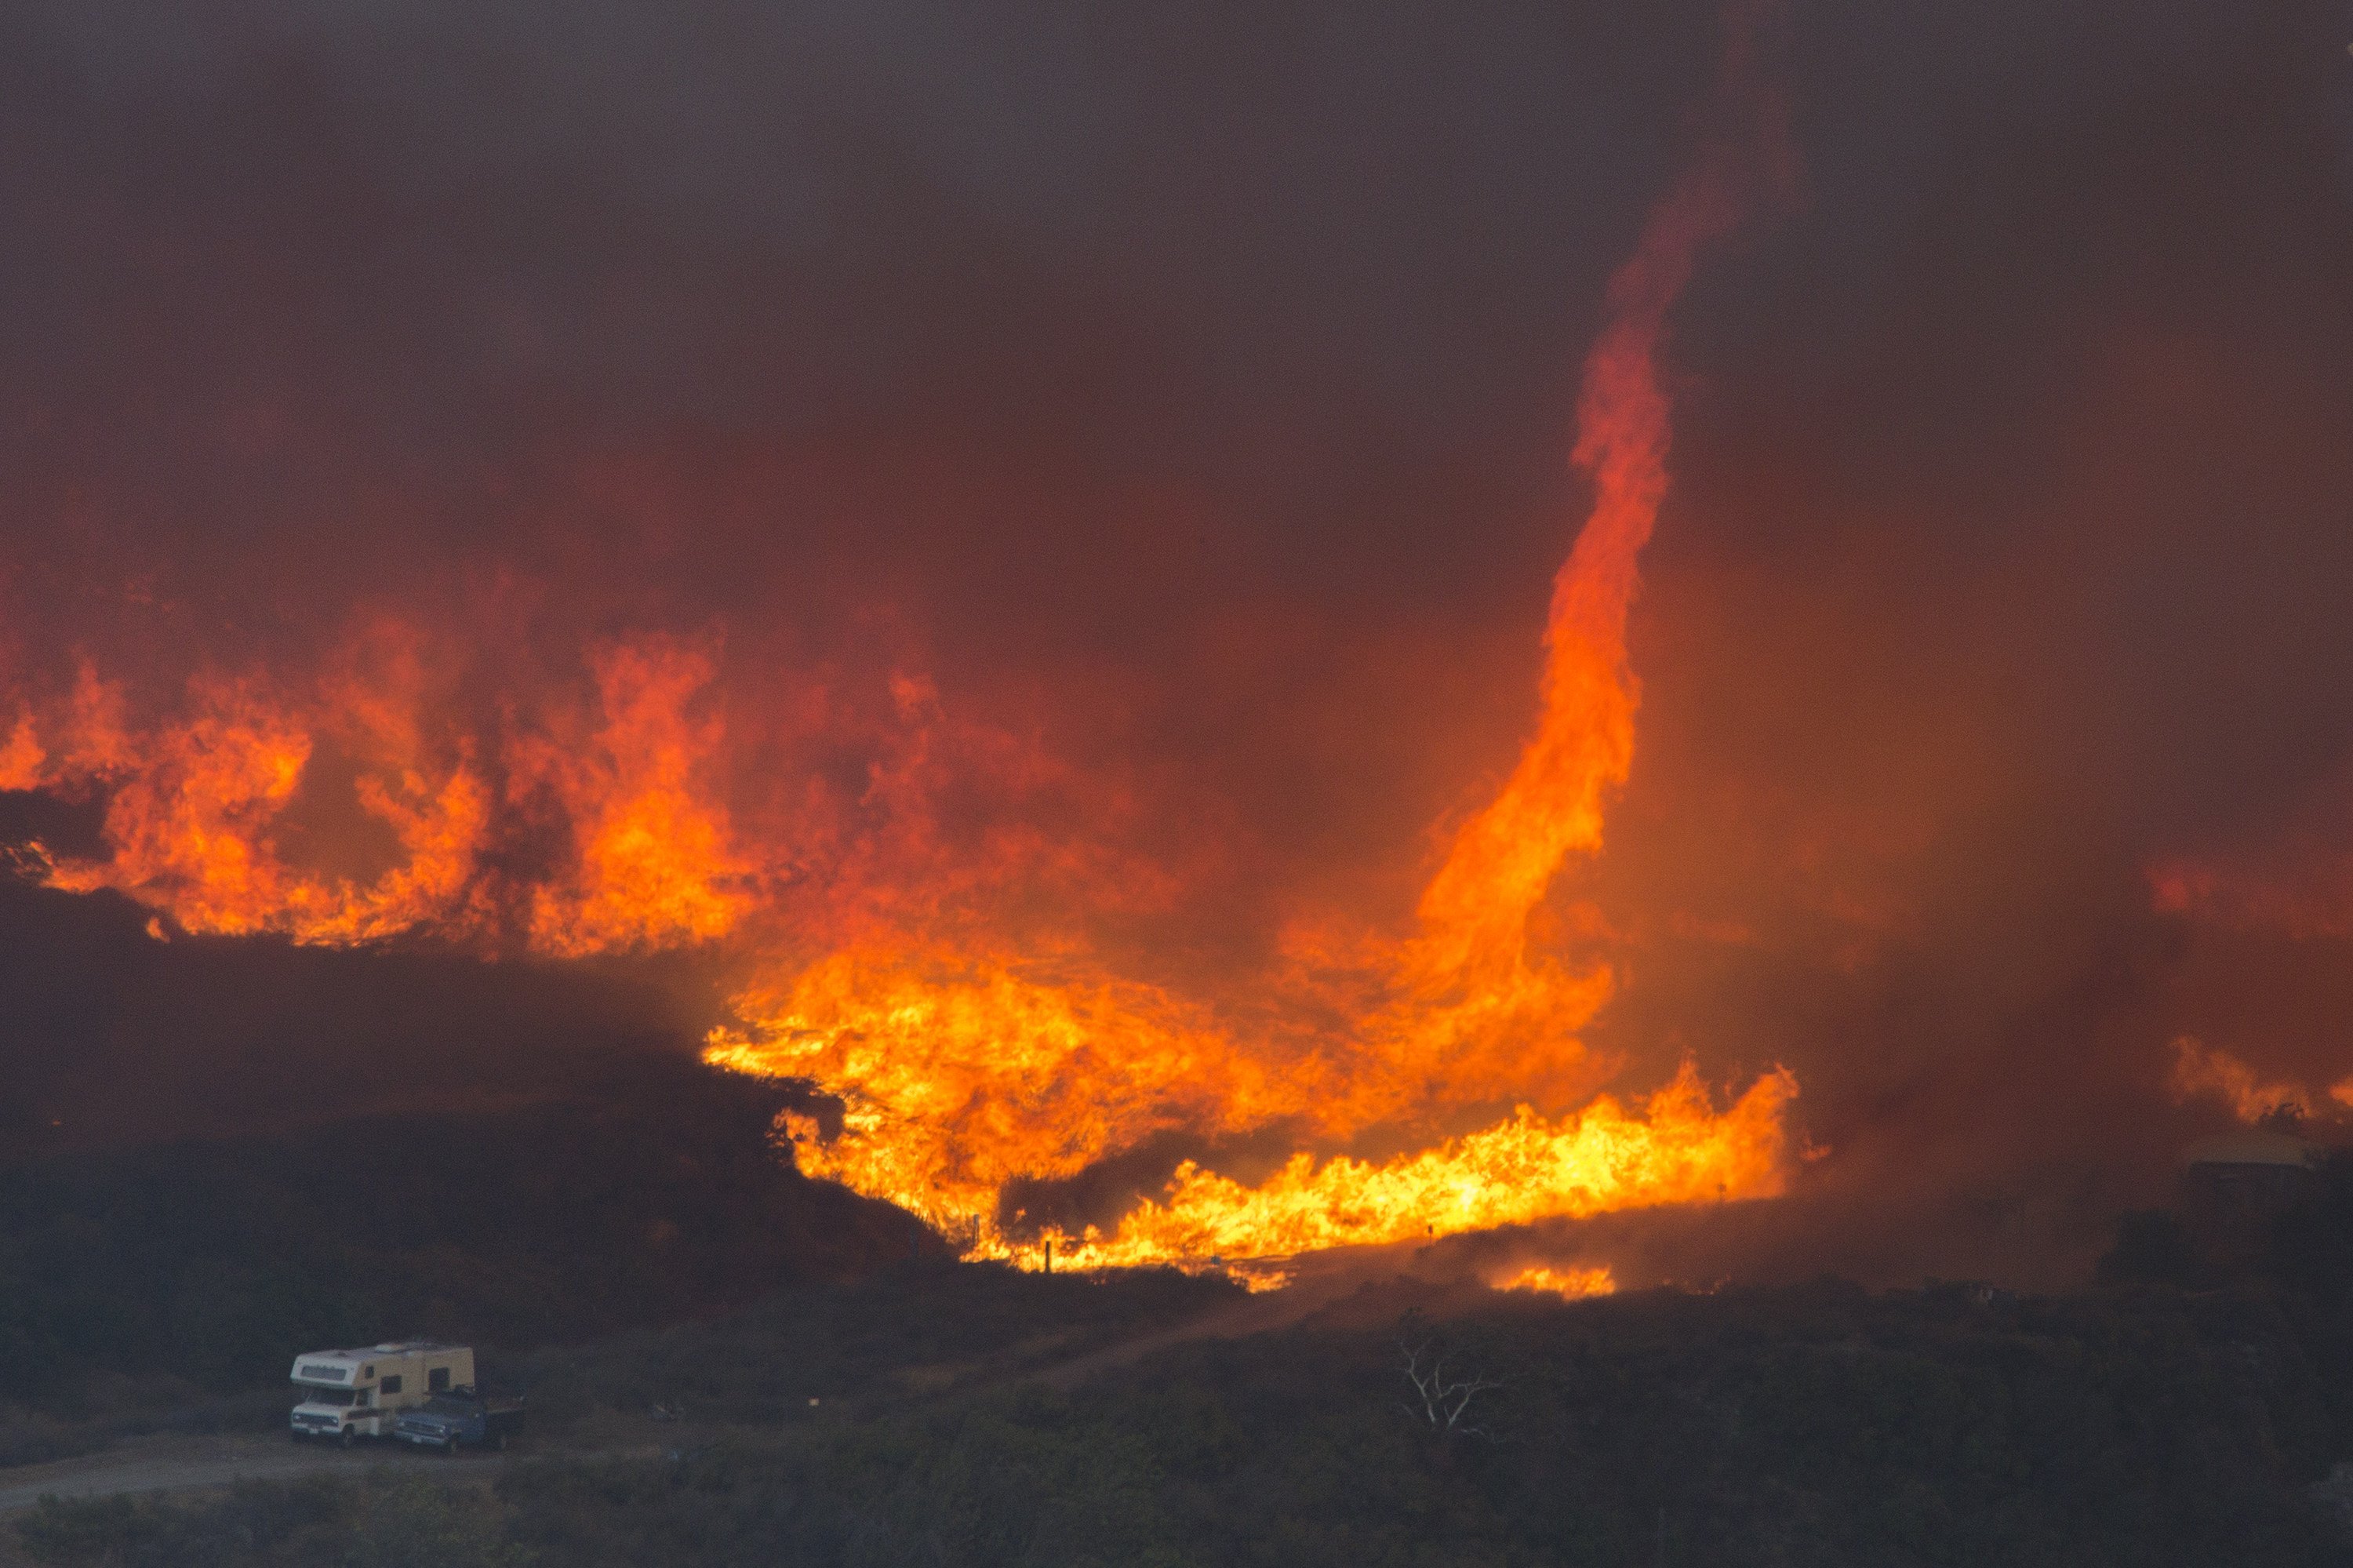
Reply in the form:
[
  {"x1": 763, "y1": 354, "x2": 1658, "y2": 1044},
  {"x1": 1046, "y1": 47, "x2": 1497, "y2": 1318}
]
[{"x1": 296, "y1": 1387, "x2": 359, "y2": 1407}]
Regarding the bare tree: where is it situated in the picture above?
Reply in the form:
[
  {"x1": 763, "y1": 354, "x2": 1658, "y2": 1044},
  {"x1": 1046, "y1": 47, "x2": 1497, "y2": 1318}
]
[{"x1": 1397, "y1": 1312, "x2": 1504, "y2": 1442}]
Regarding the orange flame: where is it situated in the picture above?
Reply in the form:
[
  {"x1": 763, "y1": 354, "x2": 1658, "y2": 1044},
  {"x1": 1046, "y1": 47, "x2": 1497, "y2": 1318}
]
[
  {"x1": 2171, "y1": 1035, "x2": 2349, "y2": 1126},
  {"x1": 704, "y1": 944, "x2": 1291, "y2": 1241},
  {"x1": 44, "y1": 669, "x2": 489, "y2": 944},
  {"x1": 0, "y1": 713, "x2": 42, "y2": 791},
  {"x1": 1409, "y1": 165, "x2": 1739, "y2": 995},
  {"x1": 1002, "y1": 1068, "x2": 1791, "y2": 1273},
  {"x1": 512, "y1": 641, "x2": 755, "y2": 956},
  {"x1": 8, "y1": 635, "x2": 746, "y2": 954},
  {"x1": 1491, "y1": 1263, "x2": 1617, "y2": 1300}
]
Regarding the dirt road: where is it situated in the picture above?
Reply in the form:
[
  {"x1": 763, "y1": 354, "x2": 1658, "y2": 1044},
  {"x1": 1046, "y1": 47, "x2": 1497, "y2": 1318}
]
[{"x1": 0, "y1": 1434, "x2": 504, "y2": 1512}]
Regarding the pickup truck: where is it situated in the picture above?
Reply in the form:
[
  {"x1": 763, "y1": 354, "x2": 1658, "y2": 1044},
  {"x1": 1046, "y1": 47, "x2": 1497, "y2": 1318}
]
[{"x1": 388, "y1": 1390, "x2": 525, "y2": 1453}]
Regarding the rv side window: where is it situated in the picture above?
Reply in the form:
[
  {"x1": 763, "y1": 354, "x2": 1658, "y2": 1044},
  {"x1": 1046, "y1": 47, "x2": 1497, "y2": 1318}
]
[
  {"x1": 381, "y1": 1375, "x2": 402, "y2": 1395},
  {"x1": 428, "y1": 1368, "x2": 449, "y2": 1392}
]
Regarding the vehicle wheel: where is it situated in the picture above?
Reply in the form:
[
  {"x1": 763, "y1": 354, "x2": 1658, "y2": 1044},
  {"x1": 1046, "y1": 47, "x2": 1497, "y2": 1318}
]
[
  {"x1": 445, "y1": 1435, "x2": 460, "y2": 1456},
  {"x1": 338, "y1": 1427, "x2": 355, "y2": 1449},
  {"x1": 493, "y1": 1432, "x2": 507, "y2": 1453}
]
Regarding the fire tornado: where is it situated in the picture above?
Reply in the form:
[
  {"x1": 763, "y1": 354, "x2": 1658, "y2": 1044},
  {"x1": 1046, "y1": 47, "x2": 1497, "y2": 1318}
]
[{"x1": 710, "y1": 67, "x2": 1802, "y2": 1276}]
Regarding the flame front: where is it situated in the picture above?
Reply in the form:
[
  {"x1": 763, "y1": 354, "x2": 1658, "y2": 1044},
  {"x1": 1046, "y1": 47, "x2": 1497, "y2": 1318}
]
[
  {"x1": 1492, "y1": 1264, "x2": 1618, "y2": 1300},
  {"x1": 1013, "y1": 1068, "x2": 1791, "y2": 1274}
]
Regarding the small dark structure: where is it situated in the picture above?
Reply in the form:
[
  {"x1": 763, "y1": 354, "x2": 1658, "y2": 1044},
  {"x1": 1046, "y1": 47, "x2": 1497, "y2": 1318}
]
[{"x1": 2180, "y1": 1128, "x2": 2322, "y2": 1270}]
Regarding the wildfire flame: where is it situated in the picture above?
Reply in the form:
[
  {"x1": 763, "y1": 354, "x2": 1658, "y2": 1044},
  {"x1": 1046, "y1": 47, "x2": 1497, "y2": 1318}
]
[
  {"x1": 5, "y1": 636, "x2": 751, "y2": 954},
  {"x1": 701, "y1": 126, "x2": 1796, "y2": 1273},
  {"x1": 2170, "y1": 1035, "x2": 2353, "y2": 1126},
  {"x1": 0, "y1": 42, "x2": 1799, "y2": 1283},
  {"x1": 1491, "y1": 1263, "x2": 1617, "y2": 1300}
]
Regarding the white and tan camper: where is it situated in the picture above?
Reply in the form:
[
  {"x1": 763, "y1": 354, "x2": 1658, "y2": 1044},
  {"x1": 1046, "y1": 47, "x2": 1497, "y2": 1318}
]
[{"x1": 288, "y1": 1341, "x2": 476, "y2": 1445}]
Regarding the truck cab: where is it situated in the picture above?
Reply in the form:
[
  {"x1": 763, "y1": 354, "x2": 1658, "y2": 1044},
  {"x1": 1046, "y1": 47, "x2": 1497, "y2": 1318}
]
[
  {"x1": 289, "y1": 1341, "x2": 476, "y2": 1446},
  {"x1": 391, "y1": 1388, "x2": 526, "y2": 1453}
]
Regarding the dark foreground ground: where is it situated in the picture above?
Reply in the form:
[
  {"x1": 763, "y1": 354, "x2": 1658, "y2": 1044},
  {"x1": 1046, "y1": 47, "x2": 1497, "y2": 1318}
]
[{"x1": 5, "y1": 1237, "x2": 2353, "y2": 1566}]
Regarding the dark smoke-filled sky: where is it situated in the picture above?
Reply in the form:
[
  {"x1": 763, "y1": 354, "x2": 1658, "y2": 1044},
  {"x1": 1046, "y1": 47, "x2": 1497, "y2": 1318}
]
[{"x1": 5, "y1": 0, "x2": 2353, "y2": 1287}]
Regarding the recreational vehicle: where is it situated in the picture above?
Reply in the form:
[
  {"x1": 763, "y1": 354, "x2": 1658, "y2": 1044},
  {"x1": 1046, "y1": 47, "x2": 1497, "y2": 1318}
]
[{"x1": 288, "y1": 1341, "x2": 476, "y2": 1446}]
